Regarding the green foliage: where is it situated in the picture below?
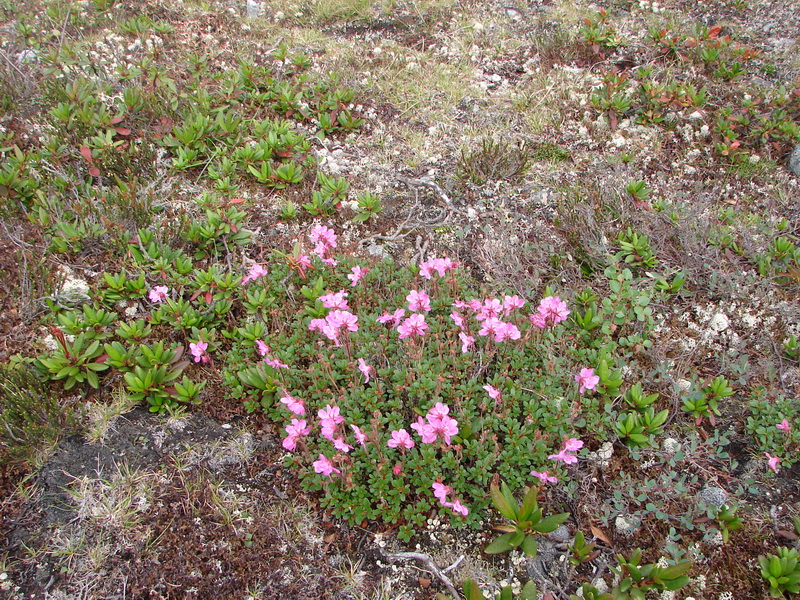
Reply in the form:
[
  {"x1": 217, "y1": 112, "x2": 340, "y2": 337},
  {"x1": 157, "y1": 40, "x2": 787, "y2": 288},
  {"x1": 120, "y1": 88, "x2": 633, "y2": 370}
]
[
  {"x1": 352, "y1": 191, "x2": 382, "y2": 222},
  {"x1": 0, "y1": 363, "x2": 74, "y2": 465},
  {"x1": 34, "y1": 332, "x2": 109, "y2": 390},
  {"x1": 571, "y1": 550, "x2": 692, "y2": 600},
  {"x1": 681, "y1": 375, "x2": 734, "y2": 426},
  {"x1": 458, "y1": 138, "x2": 529, "y2": 185},
  {"x1": 746, "y1": 391, "x2": 800, "y2": 468},
  {"x1": 759, "y1": 547, "x2": 800, "y2": 598},
  {"x1": 568, "y1": 530, "x2": 598, "y2": 567},
  {"x1": 484, "y1": 482, "x2": 569, "y2": 558}
]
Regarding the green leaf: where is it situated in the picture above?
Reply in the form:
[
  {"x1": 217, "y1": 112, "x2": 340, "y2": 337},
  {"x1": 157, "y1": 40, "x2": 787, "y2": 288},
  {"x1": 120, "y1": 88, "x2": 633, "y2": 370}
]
[
  {"x1": 462, "y1": 579, "x2": 485, "y2": 600},
  {"x1": 518, "y1": 486, "x2": 539, "y2": 522},
  {"x1": 659, "y1": 561, "x2": 692, "y2": 580},
  {"x1": 485, "y1": 532, "x2": 515, "y2": 554},
  {"x1": 532, "y1": 512, "x2": 569, "y2": 533},
  {"x1": 509, "y1": 529, "x2": 525, "y2": 547},
  {"x1": 490, "y1": 483, "x2": 518, "y2": 521},
  {"x1": 519, "y1": 581, "x2": 538, "y2": 600},
  {"x1": 521, "y1": 534, "x2": 538, "y2": 558}
]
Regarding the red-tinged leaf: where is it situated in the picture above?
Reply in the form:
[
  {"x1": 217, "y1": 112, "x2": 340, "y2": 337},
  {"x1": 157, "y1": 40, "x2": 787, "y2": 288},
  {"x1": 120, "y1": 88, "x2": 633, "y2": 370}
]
[
  {"x1": 80, "y1": 145, "x2": 94, "y2": 163},
  {"x1": 609, "y1": 112, "x2": 618, "y2": 130},
  {"x1": 590, "y1": 524, "x2": 612, "y2": 546},
  {"x1": 229, "y1": 198, "x2": 246, "y2": 204},
  {"x1": 275, "y1": 151, "x2": 293, "y2": 158},
  {"x1": 777, "y1": 530, "x2": 799, "y2": 541},
  {"x1": 230, "y1": 223, "x2": 238, "y2": 233},
  {"x1": 164, "y1": 387, "x2": 177, "y2": 395},
  {"x1": 109, "y1": 115, "x2": 125, "y2": 124},
  {"x1": 190, "y1": 290, "x2": 202, "y2": 301},
  {"x1": 708, "y1": 25, "x2": 722, "y2": 39},
  {"x1": 95, "y1": 354, "x2": 109, "y2": 364},
  {"x1": 89, "y1": 166, "x2": 101, "y2": 177},
  {"x1": 204, "y1": 290, "x2": 212, "y2": 304},
  {"x1": 114, "y1": 127, "x2": 131, "y2": 136}
]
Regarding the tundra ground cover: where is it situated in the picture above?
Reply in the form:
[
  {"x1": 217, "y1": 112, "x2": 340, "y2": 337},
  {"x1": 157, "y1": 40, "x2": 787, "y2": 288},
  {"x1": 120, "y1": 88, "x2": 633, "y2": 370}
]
[{"x1": 1, "y1": 0, "x2": 799, "y2": 598}]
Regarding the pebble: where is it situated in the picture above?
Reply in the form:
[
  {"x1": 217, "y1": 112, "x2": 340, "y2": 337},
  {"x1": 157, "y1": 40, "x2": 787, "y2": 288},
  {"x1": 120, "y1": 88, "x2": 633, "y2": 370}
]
[{"x1": 789, "y1": 143, "x2": 800, "y2": 177}]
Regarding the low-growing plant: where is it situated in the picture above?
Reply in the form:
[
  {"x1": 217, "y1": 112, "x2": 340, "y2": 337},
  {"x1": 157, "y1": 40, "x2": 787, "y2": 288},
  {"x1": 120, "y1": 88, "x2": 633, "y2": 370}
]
[
  {"x1": 485, "y1": 482, "x2": 569, "y2": 558},
  {"x1": 759, "y1": 547, "x2": 800, "y2": 598},
  {"x1": 571, "y1": 550, "x2": 692, "y2": 600},
  {"x1": 681, "y1": 375, "x2": 734, "y2": 426},
  {"x1": 462, "y1": 579, "x2": 538, "y2": 600}
]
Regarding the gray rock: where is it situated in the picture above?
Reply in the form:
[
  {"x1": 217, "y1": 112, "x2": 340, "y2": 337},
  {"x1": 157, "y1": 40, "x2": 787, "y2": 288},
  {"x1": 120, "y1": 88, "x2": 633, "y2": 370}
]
[
  {"x1": 366, "y1": 243, "x2": 389, "y2": 259},
  {"x1": 551, "y1": 524, "x2": 571, "y2": 543},
  {"x1": 789, "y1": 144, "x2": 800, "y2": 177},
  {"x1": 246, "y1": 0, "x2": 262, "y2": 18},
  {"x1": 697, "y1": 486, "x2": 728, "y2": 508}
]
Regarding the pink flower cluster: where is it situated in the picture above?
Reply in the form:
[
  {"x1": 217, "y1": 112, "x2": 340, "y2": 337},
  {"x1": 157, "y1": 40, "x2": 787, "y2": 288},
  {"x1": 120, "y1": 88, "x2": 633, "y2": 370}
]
[
  {"x1": 387, "y1": 429, "x2": 415, "y2": 449},
  {"x1": 310, "y1": 225, "x2": 338, "y2": 266},
  {"x1": 313, "y1": 454, "x2": 341, "y2": 476},
  {"x1": 397, "y1": 313, "x2": 428, "y2": 339},
  {"x1": 575, "y1": 368, "x2": 600, "y2": 393},
  {"x1": 255, "y1": 339, "x2": 289, "y2": 369},
  {"x1": 347, "y1": 265, "x2": 368, "y2": 286},
  {"x1": 148, "y1": 286, "x2": 169, "y2": 303},
  {"x1": 319, "y1": 404, "x2": 353, "y2": 453},
  {"x1": 530, "y1": 296, "x2": 570, "y2": 328},
  {"x1": 358, "y1": 358, "x2": 374, "y2": 383},
  {"x1": 432, "y1": 482, "x2": 469, "y2": 517},
  {"x1": 242, "y1": 263, "x2": 268, "y2": 285},
  {"x1": 189, "y1": 341, "x2": 209, "y2": 363},
  {"x1": 308, "y1": 310, "x2": 359, "y2": 346},
  {"x1": 319, "y1": 289, "x2": 349, "y2": 310},
  {"x1": 451, "y1": 297, "x2": 522, "y2": 343},
  {"x1": 283, "y1": 419, "x2": 311, "y2": 451},
  {"x1": 419, "y1": 257, "x2": 458, "y2": 279},
  {"x1": 548, "y1": 438, "x2": 583, "y2": 465},
  {"x1": 406, "y1": 290, "x2": 431, "y2": 312},
  {"x1": 410, "y1": 402, "x2": 459, "y2": 446},
  {"x1": 280, "y1": 391, "x2": 305, "y2": 415},
  {"x1": 530, "y1": 470, "x2": 558, "y2": 485},
  {"x1": 765, "y1": 452, "x2": 781, "y2": 473}
]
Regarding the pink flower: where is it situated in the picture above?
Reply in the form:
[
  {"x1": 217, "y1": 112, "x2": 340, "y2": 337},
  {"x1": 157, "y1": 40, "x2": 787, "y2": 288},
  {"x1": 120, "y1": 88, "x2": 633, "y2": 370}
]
[
  {"x1": 321, "y1": 256, "x2": 339, "y2": 267},
  {"x1": 319, "y1": 290, "x2": 349, "y2": 310},
  {"x1": 502, "y1": 294, "x2": 526, "y2": 314},
  {"x1": 310, "y1": 225, "x2": 338, "y2": 250},
  {"x1": 447, "y1": 498, "x2": 469, "y2": 517},
  {"x1": 280, "y1": 392, "x2": 305, "y2": 415},
  {"x1": 549, "y1": 438, "x2": 583, "y2": 465},
  {"x1": 255, "y1": 340, "x2": 270, "y2": 356},
  {"x1": 530, "y1": 470, "x2": 558, "y2": 484},
  {"x1": 419, "y1": 257, "x2": 457, "y2": 279},
  {"x1": 535, "y1": 296, "x2": 570, "y2": 326},
  {"x1": 347, "y1": 266, "x2": 368, "y2": 286},
  {"x1": 459, "y1": 332, "x2": 475, "y2": 354},
  {"x1": 148, "y1": 286, "x2": 169, "y2": 303},
  {"x1": 529, "y1": 312, "x2": 547, "y2": 329},
  {"x1": 478, "y1": 317, "x2": 504, "y2": 339},
  {"x1": 575, "y1": 368, "x2": 600, "y2": 393},
  {"x1": 777, "y1": 419, "x2": 791, "y2": 432},
  {"x1": 476, "y1": 298, "x2": 503, "y2": 321},
  {"x1": 282, "y1": 419, "x2": 310, "y2": 451},
  {"x1": 411, "y1": 417, "x2": 438, "y2": 444},
  {"x1": 406, "y1": 290, "x2": 431, "y2": 312},
  {"x1": 397, "y1": 313, "x2": 428, "y2": 339},
  {"x1": 483, "y1": 384, "x2": 501, "y2": 400},
  {"x1": 242, "y1": 263, "x2": 268, "y2": 284},
  {"x1": 432, "y1": 482, "x2": 451, "y2": 502},
  {"x1": 313, "y1": 454, "x2": 340, "y2": 477},
  {"x1": 377, "y1": 308, "x2": 406, "y2": 326},
  {"x1": 189, "y1": 341, "x2": 208, "y2": 363},
  {"x1": 494, "y1": 322, "x2": 521, "y2": 342},
  {"x1": 328, "y1": 310, "x2": 359, "y2": 332},
  {"x1": 393, "y1": 463, "x2": 403, "y2": 475},
  {"x1": 265, "y1": 357, "x2": 289, "y2": 369},
  {"x1": 318, "y1": 405, "x2": 345, "y2": 426},
  {"x1": 333, "y1": 437, "x2": 353, "y2": 453},
  {"x1": 358, "y1": 358, "x2": 374, "y2": 384},
  {"x1": 350, "y1": 424, "x2": 367, "y2": 446},
  {"x1": 450, "y1": 310, "x2": 465, "y2": 330},
  {"x1": 296, "y1": 254, "x2": 312, "y2": 272},
  {"x1": 548, "y1": 449, "x2": 578, "y2": 465},
  {"x1": 387, "y1": 429, "x2": 415, "y2": 449},
  {"x1": 765, "y1": 452, "x2": 781, "y2": 473}
]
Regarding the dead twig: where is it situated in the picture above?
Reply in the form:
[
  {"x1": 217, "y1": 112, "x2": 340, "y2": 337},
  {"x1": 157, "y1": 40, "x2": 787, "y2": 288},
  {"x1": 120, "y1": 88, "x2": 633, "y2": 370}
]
[{"x1": 382, "y1": 550, "x2": 460, "y2": 598}]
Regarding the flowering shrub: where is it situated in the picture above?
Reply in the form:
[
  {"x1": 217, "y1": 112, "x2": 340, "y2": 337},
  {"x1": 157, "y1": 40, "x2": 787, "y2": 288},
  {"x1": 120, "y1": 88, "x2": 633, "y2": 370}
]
[{"x1": 32, "y1": 222, "x2": 669, "y2": 540}]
